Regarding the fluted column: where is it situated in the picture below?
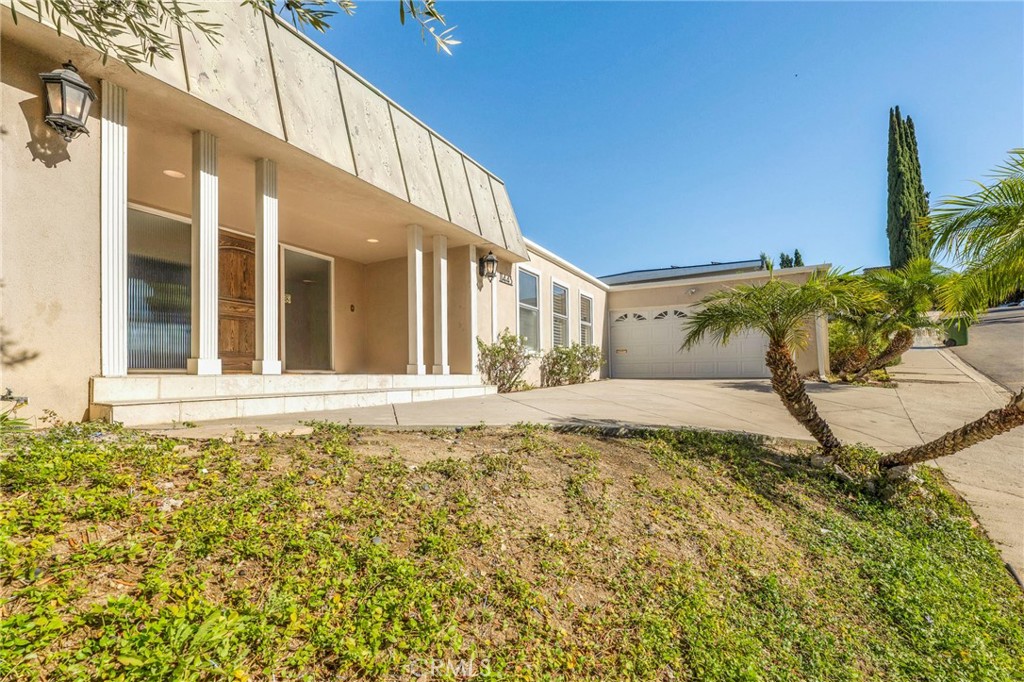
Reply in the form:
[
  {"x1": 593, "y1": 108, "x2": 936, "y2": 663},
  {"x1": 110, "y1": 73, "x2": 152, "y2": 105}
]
[
  {"x1": 490, "y1": 274, "x2": 498, "y2": 342},
  {"x1": 432, "y1": 234, "x2": 449, "y2": 375},
  {"x1": 187, "y1": 130, "x2": 221, "y2": 375},
  {"x1": 253, "y1": 158, "x2": 281, "y2": 374},
  {"x1": 468, "y1": 244, "x2": 479, "y2": 374},
  {"x1": 407, "y1": 224, "x2": 425, "y2": 374},
  {"x1": 100, "y1": 81, "x2": 128, "y2": 376}
]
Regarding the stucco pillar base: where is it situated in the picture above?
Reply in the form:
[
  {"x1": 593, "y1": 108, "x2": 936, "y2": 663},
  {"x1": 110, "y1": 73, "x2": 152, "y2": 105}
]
[
  {"x1": 187, "y1": 358, "x2": 222, "y2": 375},
  {"x1": 407, "y1": 363, "x2": 426, "y2": 375},
  {"x1": 252, "y1": 360, "x2": 282, "y2": 375},
  {"x1": 432, "y1": 364, "x2": 450, "y2": 376}
]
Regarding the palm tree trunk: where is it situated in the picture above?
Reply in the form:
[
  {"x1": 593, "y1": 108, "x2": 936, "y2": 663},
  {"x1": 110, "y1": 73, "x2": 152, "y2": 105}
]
[
  {"x1": 879, "y1": 390, "x2": 1024, "y2": 469},
  {"x1": 834, "y1": 344, "x2": 870, "y2": 375},
  {"x1": 853, "y1": 329, "x2": 915, "y2": 382},
  {"x1": 765, "y1": 341, "x2": 843, "y2": 454}
]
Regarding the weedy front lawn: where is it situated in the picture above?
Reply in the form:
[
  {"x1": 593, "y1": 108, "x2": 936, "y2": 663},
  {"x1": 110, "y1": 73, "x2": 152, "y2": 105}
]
[{"x1": 1, "y1": 423, "x2": 1022, "y2": 680}]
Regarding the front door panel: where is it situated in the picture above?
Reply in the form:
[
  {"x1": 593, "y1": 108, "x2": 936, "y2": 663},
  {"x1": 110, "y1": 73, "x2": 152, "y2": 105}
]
[{"x1": 218, "y1": 232, "x2": 256, "y2": 373}]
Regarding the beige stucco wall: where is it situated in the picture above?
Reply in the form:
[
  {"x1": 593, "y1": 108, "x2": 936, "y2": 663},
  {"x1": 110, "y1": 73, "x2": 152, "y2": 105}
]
[
  {"x1": 607, "y1": 268, "x2": 825, "y2": 375},
  {"x1": 362, "y1": 247, "x2": 478, "y2": 376},
  {"x1": 330, "y1": 256, "x2": 367, "y2": 373},
  {"x1": 484, "y1": 245, "x2": 609, "y2": 387},
  {"x1": 447, "y1": 245, "x2": 476, "y2": 375},
  {"x1": 1, "y1": 40, "x2": 102, "y2": 423}
]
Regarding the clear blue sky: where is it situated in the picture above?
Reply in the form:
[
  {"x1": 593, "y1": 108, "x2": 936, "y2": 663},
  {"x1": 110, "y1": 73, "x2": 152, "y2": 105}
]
[{"x1": 309, "y1": 1, "x2": 1023, "y2": 275}]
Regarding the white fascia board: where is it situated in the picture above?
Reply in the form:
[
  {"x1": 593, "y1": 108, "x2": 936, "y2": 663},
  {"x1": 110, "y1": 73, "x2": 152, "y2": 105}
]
[
  {"x1": 524, "y1": 238, "x2": 610, "y2": 292},
  {"x1": 606, "y1": 264, "x2": 832, "y2": 292}
]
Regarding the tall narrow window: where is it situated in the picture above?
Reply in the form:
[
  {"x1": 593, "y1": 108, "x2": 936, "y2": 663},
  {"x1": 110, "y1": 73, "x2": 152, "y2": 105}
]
[
  {"x1": 127, "y1": 208, "x2": 191, "y2": 369},
  {"x1": 518, "y1": 269, "x2": 540, "y2": 351},
  {"x1": 580, "y1": 294, "x2": 594, "y2": 346},
  {"x1": 552, "y1": 283, "x2": 569, "y2": 347}
]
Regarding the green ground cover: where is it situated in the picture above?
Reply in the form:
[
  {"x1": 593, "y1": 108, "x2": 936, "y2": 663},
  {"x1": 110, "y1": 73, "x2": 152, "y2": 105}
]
[{"x1": 1, "y1": 422, "x2": 1021, "y2": 680}]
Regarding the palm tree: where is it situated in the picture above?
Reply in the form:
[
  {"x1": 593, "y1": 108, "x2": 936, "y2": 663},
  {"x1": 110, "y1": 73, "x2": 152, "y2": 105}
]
[
  {"x1": 848, "y1": 257, "x2": 944, "y2": 382},
  {"x1": 682, "y1": 267, "x2": 873, "y2": 454},
  {"x1": 877, "y1": 150, "x2": 1024, "y2": 469},
  {"x1": 931, "y1": 149, "x2": 1024, "y2": 317},
  {"x1": 879, "y1": 391, "x2": 1024, "y2": 469}
]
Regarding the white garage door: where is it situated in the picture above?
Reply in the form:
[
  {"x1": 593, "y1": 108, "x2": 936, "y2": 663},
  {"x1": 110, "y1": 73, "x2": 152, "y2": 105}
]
[{"x1": 609, "y1": 307, "x2": 771, "y2": 379}]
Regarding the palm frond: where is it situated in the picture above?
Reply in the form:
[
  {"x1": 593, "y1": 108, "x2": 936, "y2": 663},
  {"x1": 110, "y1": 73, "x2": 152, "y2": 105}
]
[
  {"x1": 930, "y1": 151, "x2": 1024, "y2": 301},
  {"x1": 682, "y1": 270, "x2": 873, "y2": 351},
  {"x1": 938, "y1": 257, "x2": 1024, "y2": 320}
]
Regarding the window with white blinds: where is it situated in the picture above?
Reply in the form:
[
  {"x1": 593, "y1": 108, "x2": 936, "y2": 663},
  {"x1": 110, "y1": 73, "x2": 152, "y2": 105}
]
[
  {"x1": 518, "y1": 269, "x2": 540, "y2": 351},
  {"x1": 552, "y1": 283, "x2": 569, "y2": 347},
  {"x1": 580, "y1": 294, "x2": 594, "y2": 346}
]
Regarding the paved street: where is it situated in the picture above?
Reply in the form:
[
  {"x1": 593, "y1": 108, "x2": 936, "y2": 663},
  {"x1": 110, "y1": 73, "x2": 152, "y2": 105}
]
[{"x1": 952, "y1": 307, "x2": 1024, "y2": 392}]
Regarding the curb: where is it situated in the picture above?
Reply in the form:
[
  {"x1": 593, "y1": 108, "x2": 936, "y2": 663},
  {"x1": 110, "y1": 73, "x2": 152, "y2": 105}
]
[{"x1": 937, "y1": 348, "x2": 1011, "y2": 407}]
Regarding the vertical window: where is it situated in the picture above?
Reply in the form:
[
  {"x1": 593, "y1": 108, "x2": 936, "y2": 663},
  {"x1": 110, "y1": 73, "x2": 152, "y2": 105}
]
[
  {"x1": 518, "y1": 269, "x2": 540, "y2": 351},
  {"x1": 580, "y1": 294, "x2": 594, "y2": 346},
  {"x1": 552, "y1": 283, "x2": 569, "y2": 347},
  {"x1": 127, "y1": 208, "x2": 191, "y2": 369}
]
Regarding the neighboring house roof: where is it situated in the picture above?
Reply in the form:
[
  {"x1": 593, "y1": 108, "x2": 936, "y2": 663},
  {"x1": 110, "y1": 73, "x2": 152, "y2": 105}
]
[{"x1": 599, "y1": 259, "x2": 764, "y2": 286}]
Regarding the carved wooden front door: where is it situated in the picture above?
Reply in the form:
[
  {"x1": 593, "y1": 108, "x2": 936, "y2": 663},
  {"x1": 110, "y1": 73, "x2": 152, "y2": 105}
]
[{"x1": 218, "y1": 231, "x2": 256, "y2": 373}]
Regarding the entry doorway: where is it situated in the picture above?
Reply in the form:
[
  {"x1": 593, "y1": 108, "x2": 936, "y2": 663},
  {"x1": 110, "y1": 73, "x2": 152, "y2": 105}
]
[
  {"x1": 218, "y1": 231, "x2": 256, "y2": 373},
  {"x1": 282, "y1": 247, "x2": 334, "y2": 371}
]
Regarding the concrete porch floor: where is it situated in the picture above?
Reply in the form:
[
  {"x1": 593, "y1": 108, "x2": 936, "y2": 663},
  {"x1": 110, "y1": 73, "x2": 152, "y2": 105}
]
[{"x1": 151, "y1": 347, "x2": 1023, "y2": 574}]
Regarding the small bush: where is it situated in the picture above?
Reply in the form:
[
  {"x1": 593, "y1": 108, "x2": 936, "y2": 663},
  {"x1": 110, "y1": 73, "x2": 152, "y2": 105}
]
[
  {"x1": 828, "y1": 319, "x2": 885, "y2": 375},
  {"x1": 540, "y1": 343, "x2": 604, "y2": 387},
  {"x1": 477, "y1": 330, "x2": 530, "y2": 393}
]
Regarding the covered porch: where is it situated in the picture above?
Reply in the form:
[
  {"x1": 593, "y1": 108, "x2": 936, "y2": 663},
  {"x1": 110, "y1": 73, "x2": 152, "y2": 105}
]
[{"x1": 79, "y1": 17, "x2": 524, "y2": 425}]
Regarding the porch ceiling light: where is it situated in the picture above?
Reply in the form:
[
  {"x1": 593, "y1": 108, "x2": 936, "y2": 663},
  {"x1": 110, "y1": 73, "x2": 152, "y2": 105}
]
[
  {"x1": 39, "y1": 60, "x2": 96, "y2": 142},
  {"x1": 479, "y1": 251, "x2": 498, "y2": 282},
  {"x1": 366, "y1": 238, "x2": 379, "y2": 243},
  {"x1": 163, "y1": 169, "x2": 186, "y2": 179}
]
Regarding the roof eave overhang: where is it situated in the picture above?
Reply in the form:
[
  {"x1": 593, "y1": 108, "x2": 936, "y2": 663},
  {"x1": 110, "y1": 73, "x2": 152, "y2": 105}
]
[{"x1": 3, "y1": 7, "x2": 528, "y2": 260}]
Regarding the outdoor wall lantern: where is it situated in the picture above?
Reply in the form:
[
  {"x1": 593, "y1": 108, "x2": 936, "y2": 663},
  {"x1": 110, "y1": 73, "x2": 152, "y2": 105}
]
[
  {"x1": 479, "y1": 251, "x2": 498, "y2": 282},
  {"x1": 39, "y1": 60, "x2": 96, "y2": 142}
]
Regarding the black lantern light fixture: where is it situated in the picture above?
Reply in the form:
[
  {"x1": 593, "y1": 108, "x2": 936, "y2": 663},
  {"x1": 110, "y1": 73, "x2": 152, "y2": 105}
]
[
  {"x1": 39, "y1": 60, "x2": 96, "y2": 142},
  {"x1": 478, "y1": 250, "x2": 498, "y2": 282}
]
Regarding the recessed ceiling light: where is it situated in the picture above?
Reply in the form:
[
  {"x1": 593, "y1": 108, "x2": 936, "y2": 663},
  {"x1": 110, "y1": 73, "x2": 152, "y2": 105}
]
[
  {"x1": 366, "y1": 238, "x2": 379, "y2": 243},
  {"x1": 163, "y1": 169, "x2": 185, "y2": 179}
]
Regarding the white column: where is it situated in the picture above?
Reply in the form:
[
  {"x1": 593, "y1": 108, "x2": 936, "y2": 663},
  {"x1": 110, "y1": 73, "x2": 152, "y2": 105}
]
[
  {"x1": 432, "y1": 234, "x2": 449, "y2": 375},
  {"x1": 468, "y1": 244, "x2": 479, "y2": 374},
  {"x1": 406, "y1": 224, "x2": 425, "y2": 374},
  {"x1": 100, "y1": 81, "x2": 128, "y2": 377},
  {"x1": 252, "y1": 159, "x2": 282, "y2": 375},
  {"x1": 815, "y1": 313, "x2": 830, "y2": 379},
  {"x1": 490, "y1": 276, "x2": 498, "y2": 342},
  {"x1": 187, "y1": 130, "x2": 222, "y2": 375}
]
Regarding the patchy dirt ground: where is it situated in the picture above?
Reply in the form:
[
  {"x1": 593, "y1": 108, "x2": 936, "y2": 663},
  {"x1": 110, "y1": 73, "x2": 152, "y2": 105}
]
[{"x1": 1, "y1": 422, "x2": 1022, "y2": 681}]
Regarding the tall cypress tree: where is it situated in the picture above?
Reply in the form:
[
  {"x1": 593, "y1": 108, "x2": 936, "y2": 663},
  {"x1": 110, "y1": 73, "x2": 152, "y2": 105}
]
[
  {"x1": 886, "y1": 107, "x2": 931, "y2": 268},
  {"x1": 904, "y1": 116, "x2": 932, "y2": 253}
]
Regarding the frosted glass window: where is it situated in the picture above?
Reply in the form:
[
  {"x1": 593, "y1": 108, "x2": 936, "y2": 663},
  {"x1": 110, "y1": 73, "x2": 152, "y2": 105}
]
[{"x1": 127, "y1": 208, "x2": 191, "y2": 369}]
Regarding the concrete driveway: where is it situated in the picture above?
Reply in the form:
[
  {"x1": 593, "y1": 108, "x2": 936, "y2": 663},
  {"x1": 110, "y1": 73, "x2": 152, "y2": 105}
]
[
  {"x1": 159, "y1": 347, "x2": 1023, "y2": 573},
  {"x1": 162, "y1": 377, "x2": 922, "y2": 449}
]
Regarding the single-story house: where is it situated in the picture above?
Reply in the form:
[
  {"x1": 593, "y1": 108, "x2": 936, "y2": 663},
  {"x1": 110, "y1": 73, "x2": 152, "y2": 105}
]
[{"x1": 0, "y1": 5, "x2": 829, "y2": 427}]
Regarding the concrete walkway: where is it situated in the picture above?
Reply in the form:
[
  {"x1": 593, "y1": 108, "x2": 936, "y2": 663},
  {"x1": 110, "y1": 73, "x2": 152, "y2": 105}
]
[{"x1": 155, "y1": 347, "x2": 1023, "y2": 573}]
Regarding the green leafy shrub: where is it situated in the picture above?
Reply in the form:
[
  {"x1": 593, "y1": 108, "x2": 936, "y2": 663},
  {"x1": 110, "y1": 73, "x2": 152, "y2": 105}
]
[
  {"x1": 477, "y1": 330, "x2": 530, "y2": 393},
  {"x1": 0, "y1": 403, "x2": 29, "y2": 434},
  {"x1": 828, "y1": 319, "x2": 886, "y2": 375},
  {"x1": 540, "y1": 343, "x2": 604, "y2": 387}
]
